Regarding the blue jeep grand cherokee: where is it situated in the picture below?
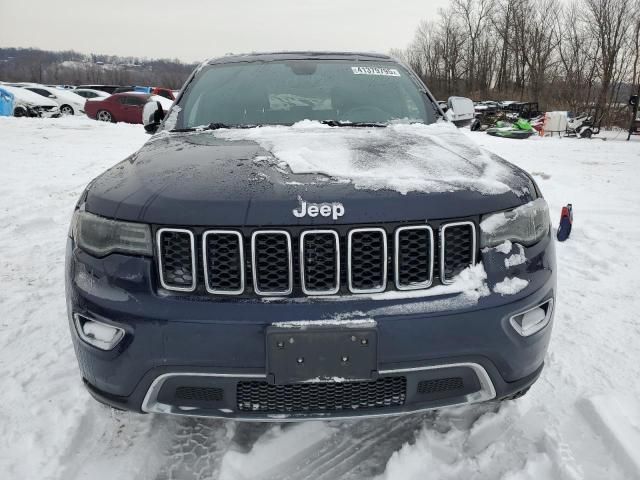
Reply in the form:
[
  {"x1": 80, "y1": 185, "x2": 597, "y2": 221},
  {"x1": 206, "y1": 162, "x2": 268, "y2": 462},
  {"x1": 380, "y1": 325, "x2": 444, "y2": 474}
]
[{"x1": 65, "y1": 52, "x2": 556, "y2": 420}]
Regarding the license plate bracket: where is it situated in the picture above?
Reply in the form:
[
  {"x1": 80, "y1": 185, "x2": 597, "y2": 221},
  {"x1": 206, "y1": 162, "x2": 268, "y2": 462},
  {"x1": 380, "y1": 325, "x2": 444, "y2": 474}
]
[{"x1": 266, "y1": 327, "x2": 378, "y2": 385}]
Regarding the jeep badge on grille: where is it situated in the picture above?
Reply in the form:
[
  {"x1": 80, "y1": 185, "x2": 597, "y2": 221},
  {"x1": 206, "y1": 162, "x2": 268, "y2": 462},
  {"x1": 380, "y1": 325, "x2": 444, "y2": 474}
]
[{"x1": 293, "y1": 197, "x2": 345, "y2": 220}]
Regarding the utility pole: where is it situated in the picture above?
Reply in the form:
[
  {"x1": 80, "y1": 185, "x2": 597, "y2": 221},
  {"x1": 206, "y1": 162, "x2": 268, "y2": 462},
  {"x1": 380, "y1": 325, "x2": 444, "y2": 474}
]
[{"x1": 629, "y1": 91, "x2": 639, "y2": 141}]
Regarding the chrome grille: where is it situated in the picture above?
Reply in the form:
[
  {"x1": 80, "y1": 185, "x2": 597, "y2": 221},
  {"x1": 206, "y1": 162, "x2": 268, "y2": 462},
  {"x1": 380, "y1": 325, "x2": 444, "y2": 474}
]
[
  {"x1": 440, "y1": 222, "x2": 476, "y2": 284},
  {"x1": 157, "y1": 228, "x2": 196, "y2": 292},
  {"x1": 348, "y1": 228, "x2": 387, "y2": 294},
  {"x1": 251, "y1": 231, "x2": 293, "y2": 295},
  {"x1": 203, "y1": 230, "x2": 244, "y2": 295},
  {"x1": 156, "y1": 221, "x2": 476, "y2": 296},
  {"x1": 394, "y1": 226, "x2": 434, "y2": 290},
  {"x1": 300, "y1": 230, "x2": 340, "y2": 295}
]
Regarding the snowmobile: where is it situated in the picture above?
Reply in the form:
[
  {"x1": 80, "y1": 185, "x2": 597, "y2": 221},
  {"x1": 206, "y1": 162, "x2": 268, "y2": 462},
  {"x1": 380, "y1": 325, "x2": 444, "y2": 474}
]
[
  {"x1": 502, "y1": 102, "x2": 542, "y2": 121},
  {"x1": 486, "y1": 119, "x2": 536, "y2": 139}
]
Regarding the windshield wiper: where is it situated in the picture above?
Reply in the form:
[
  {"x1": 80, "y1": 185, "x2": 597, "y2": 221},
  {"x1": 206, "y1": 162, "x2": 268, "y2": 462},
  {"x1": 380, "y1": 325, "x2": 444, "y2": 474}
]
[
  {"x1": 321, "y1": 120, "x2": 388, "y2": 128},
  {"x1": 171, "y1": 123, "x2": 259, "y2": 133}
]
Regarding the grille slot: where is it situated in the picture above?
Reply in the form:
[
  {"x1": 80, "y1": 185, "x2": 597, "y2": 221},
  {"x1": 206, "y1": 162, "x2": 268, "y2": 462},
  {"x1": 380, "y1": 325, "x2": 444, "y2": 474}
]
[
  {"x1": 237, "y1": 377, "x2": 406, "y2": 413},
  {"x1": 203, "y1": 230, "x2": 244, "y2": 294},
  {"x1": 157, "y1": 228, "x2": 196, "y2": 292},
  {"x1": 440, "y1": 222, "x2": 476, "y2": 284},
  {"x1": 300, "y1": 230, "x2": 340, "y2": 295},
  {"x1": 348, "y1": 228, "x2": 387, "y2": 293},
  {"x1": 251, "y1": 231, "x2": 293, "y2": 295},
  {"x1": 175, "y1": 386, "x2": 224, "y2": 402},
  {"x1": 417, "y1": 377, "x2": 464, "y2": 394},
  {"x1": 395, "y1": 226, "x2": 434, "y2": 290}
]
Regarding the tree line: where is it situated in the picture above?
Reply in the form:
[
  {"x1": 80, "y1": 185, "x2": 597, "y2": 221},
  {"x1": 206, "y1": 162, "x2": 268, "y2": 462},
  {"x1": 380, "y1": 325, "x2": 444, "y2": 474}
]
[
  {"x1": 393, "y1": 0, "x2": 640, "y2": 126},
  {"x1": 0, "y1": 48, "x2": 197, "y2": 90}
]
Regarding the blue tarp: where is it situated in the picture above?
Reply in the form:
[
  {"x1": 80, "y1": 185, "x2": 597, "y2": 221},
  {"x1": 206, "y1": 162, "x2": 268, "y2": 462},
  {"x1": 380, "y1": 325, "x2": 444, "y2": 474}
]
[
  {"x1": 134, "y1": 86, "x2": 152, "y2": 94},
  {"x1": 0, "y1": 87, "x2": 15, "y2": 117}
]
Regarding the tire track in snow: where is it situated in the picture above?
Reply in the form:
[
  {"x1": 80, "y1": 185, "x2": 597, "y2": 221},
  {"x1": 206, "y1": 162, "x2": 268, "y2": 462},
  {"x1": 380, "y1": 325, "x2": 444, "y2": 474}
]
[{"x1": 154, "y1": 418, "x2": 237, "y2": 480}]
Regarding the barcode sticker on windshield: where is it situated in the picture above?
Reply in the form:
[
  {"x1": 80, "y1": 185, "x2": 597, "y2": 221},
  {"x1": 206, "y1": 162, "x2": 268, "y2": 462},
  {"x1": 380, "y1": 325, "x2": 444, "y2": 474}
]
[{"x1": 351, "y1": 66, "x2": 401, "y2": 77}]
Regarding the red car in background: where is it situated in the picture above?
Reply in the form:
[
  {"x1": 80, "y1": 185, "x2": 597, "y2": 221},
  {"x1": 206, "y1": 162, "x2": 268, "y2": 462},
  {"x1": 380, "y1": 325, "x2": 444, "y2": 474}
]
[
  {"x1": 112, "y1": 86, "x2": 176, "y2": 100},
  {"x1": 84, "y1": 93, "x2": 151, "y2": 123}
]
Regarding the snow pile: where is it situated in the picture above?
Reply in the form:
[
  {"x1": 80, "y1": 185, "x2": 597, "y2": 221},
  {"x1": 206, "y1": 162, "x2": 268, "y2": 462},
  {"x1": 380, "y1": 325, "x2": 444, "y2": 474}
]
[
  {"x1": 485, "y1": 240, "x2": 526, "y2": 268},
  {"x1": 272, "y1": 316, "x2": 376, "y2": 329},
  {"x1": 368, "y1": 263, "x2": 490, "y2": 317},
  {"x1": 505, "y1": 244, "x2": 526, "y2": 268},
  {"x1": 0, "y1": 116, "x2": 149, "y2": 480},
  {"x1": 219, "y1": 422, "x2": 336, "y2": 480},
  {"x1": 217, "y1": 121, "x2": 522, "y2": 195},
  {"x1": 494, "y1": 277, "x2": 529, "y2": 295},
  {"x1": 493, "y1": 239, "x2": 513, "y2": 254}
]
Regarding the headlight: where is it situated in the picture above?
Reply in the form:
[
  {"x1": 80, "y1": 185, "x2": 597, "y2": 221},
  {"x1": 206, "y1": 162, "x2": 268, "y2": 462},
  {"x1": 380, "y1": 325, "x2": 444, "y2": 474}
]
[
  {"x1": 72, "y1": 210, "x2": 152, "y2": 257},
  {"x1": 480, "y1": 198, "x2": 550, "y2": 248}
]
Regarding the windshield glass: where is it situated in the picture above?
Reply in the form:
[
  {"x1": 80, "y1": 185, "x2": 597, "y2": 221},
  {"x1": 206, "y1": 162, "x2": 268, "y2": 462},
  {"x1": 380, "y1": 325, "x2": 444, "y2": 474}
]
[{"x1": 174, "y1": 60, "x2": 438, "y2": 129}]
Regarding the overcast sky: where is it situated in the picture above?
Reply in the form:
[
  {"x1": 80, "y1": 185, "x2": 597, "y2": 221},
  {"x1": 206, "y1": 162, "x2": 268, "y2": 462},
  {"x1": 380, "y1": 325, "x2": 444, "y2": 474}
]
[{"x1": 2, "y1": 0, "x2": 449, "y2": 63}]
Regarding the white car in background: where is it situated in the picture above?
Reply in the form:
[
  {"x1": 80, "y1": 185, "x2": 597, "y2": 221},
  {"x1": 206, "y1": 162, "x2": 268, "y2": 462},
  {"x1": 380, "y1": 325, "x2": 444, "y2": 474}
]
[
  {"x1": 17, "y1": 84, "x2": 87, "y2": 116},
  {"x1": 0, "y1": 85, "x2": 61, "y2": 117},
  {"x1": 74, "y1": 88, "x2": 110, "y2": 100}
]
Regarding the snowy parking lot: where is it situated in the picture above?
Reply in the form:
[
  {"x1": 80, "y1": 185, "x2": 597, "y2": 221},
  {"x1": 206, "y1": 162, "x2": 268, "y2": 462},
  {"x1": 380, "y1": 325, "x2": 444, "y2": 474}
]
[{"x1": 1, "y1": 116, "x2": 639, "y2": 480}]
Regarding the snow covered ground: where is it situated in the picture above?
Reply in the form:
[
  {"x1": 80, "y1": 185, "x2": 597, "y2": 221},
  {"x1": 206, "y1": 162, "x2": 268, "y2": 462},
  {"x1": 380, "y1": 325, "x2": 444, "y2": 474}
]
[{"x1": 1, "y1": 116, "x2": 639, "y2": 480}]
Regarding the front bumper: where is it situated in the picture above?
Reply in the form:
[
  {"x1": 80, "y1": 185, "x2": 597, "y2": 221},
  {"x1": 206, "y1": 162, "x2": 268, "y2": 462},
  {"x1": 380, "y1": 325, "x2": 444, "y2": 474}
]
[{"x1": 65, "y1": 231, "x2": 556, "y2": 420}]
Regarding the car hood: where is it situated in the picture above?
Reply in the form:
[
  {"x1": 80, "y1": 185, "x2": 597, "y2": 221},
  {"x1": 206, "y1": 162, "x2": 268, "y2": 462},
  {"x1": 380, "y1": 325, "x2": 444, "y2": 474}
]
[
  {"x1": 58, "y1": 91, "x2": 87, "y2": 107},
  {"x1": 1, "y1": 86, "x2": 58, "y2": 107},
  {"x1": 85, "y1": 122, "x2": 536, "y2": 226}
]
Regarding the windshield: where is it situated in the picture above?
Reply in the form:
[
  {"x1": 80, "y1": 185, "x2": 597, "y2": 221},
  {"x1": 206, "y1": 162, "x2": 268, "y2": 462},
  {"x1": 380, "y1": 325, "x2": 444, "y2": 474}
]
[{"x1": 174, "y1": 60, "x2": 438, "y2": 129}]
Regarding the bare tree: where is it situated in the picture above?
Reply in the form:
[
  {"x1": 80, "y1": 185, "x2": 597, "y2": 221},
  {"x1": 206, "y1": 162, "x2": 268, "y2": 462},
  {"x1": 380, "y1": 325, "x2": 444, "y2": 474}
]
[
  {"x1": 523, "y1": 0, "x2": 563, "y2": 103},
  {"x1": 582, "y1": 0, "x2": 634, "y2": 121},
  {"x1": 452, "y1": 0, "x2": 495, "y2": 93}
]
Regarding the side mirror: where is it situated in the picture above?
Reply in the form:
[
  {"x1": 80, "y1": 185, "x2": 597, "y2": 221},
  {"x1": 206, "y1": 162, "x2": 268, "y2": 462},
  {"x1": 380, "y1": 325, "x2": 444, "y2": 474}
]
[
  {"x1": 445, "y1": 96, "x2": 475, "y2": 127},
  {"x1": 49, "y1": 94, "x2": 57, "y2": 99},
  {"x1": 143, "y1": 101, "x2": 165, "y2": 134}
]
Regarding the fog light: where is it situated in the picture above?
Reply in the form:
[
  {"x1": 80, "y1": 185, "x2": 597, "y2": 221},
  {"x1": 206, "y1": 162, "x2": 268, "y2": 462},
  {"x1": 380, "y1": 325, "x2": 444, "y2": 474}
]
[
  {"x1": 509, "y1": 299, "x2": 554, "y2": 336},
  {"x1": 73, "y1": 313, "x2": 125, "y2": 350}
]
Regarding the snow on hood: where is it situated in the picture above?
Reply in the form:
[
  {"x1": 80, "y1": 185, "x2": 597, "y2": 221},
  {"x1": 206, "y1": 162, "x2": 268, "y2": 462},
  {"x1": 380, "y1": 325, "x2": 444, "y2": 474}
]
[
  {"x1": 1, "y1": 85, "x2": 58, "y2": 107},
  {"x1": 217, "y1": 121, "x2": 520, "y2": 195},
  {"x1": 54, "y1": 89, "x2": 86, "y2": 106}
]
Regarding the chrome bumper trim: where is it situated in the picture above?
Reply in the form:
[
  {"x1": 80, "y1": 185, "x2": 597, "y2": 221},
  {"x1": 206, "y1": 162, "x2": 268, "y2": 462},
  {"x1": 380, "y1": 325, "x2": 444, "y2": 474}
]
[{"x1": 141, "y1": 362, "x2": 496, "y2": 420}]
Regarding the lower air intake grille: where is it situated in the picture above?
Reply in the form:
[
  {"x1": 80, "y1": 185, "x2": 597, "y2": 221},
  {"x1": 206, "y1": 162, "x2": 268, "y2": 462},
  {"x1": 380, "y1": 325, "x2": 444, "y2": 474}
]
[
  {"x1": 237, "y1": 377, "x2": 407, "y2": 413},
  {"x1": 417, "y1": 377, "x2": 464, "y2": 394},
  {"x1": 175, "y1": 386, "x2": 224, "y2": 402},
  {"x1": 158, "y1": 229, "x2": 195, "y2": 291}
]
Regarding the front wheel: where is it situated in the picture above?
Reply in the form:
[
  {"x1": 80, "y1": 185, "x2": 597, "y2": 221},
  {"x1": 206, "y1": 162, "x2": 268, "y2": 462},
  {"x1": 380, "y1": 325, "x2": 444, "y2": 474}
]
[
  {"x1": 96, "y1": 110, "x2": 113, "y2": 122},
  {"x1": 14, "y1": 106, "x2": 27, "y2": 117},
  {"x1": 580, "y1": 128, "x2": 593, "y2": 139},
  {"x1": 60, "y1": 104, "x2": 74, "y2": 116}
]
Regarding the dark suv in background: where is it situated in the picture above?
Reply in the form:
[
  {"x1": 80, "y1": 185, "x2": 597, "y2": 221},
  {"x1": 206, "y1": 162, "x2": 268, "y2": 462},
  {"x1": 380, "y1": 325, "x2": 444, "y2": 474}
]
[{"x1": 66, "y1": 52, "x2": 556, "y2": 420}]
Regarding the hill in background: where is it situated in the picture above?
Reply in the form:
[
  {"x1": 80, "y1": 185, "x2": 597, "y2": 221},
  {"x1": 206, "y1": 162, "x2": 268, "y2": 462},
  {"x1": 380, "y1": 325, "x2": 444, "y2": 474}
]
[{"x1": 0, "y1": 47, "x2": 198, "y2": 88}]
